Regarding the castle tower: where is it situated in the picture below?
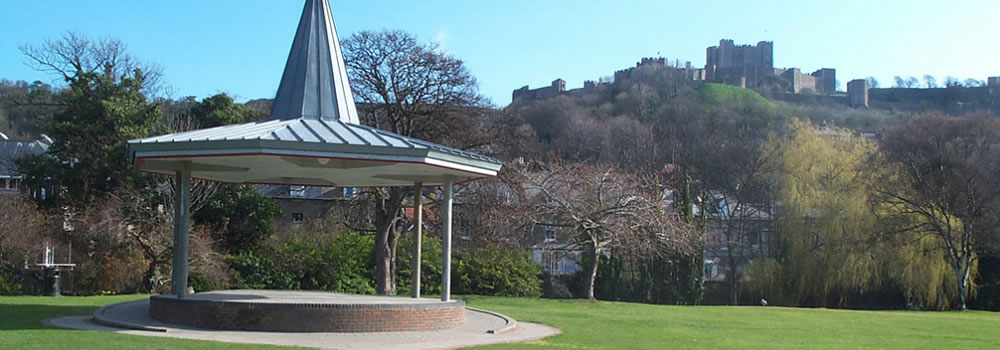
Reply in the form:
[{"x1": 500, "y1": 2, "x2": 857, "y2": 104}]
[{"x1": 847, "y1": 79, "x2": 869, "y2": 108}]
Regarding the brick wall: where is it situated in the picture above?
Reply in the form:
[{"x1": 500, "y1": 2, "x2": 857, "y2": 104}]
[{"x1": 149, "y1": 295, "x2": 466, "y2": 332}]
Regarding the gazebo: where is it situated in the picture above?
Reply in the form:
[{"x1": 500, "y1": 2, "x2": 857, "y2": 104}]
[{"x1": 125, "y1": 0, "x2": 501, "y2": 332}]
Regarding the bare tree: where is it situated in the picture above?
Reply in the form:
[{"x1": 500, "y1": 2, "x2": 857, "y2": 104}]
[
  {"x1": 878, "y1": 113, "x2": 1000, "y2": 310},
  {"x1": 944, "y1": 76, "x2": 962, "y2": 88},
  {"x1": 893, "y1": 76, "x2": 920, "y2": 88},
  {"x1": 20, "y1": 32, "x2": 164, "y2": 97},
  {"x1": 865, "y1": 77, "x2": 880, "y2": 89},
  {"x1": 342, "y1": 29, "x2": 487, "y2": 295},
  {"x1": 513, "y1": 161, "x2": 699, "y2": 300},
  {"x1": 963, "y1": 79, "x2": 985, "y2": 88},
  {"x1": 923, "y1": 75, "x2": 938, "y2": 88},
  {"x1": 0, "y1": 194, "x2": 45, "y2": 291}
]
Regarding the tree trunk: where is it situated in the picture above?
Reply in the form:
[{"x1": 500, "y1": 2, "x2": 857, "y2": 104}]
[
  {"x1": 727, "y1": 251, "x2": 738, "y2": 305},
  {"x1": 373, "y1": 188, "x2": 405, "y2": 295},
  {"x1": 374, "y1": 219, "x2": 395, "y2": 295},
  {"x1": 585, "y1": 243, "x2": 600, "y2": 300},
  {"x1": 956, "y1": 264, "x2": 968, "y2": 310}
]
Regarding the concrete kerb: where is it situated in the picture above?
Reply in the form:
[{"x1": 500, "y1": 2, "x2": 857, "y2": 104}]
[
  {"x1": 467, "y1": 307, "x2": 517, "y2": 334},
  {"x1": 92, "y1": 299, "x2": 168, "y2": 333},
  {"x1": 43, "y1": 297, "x2": 564, "y2": 350}
]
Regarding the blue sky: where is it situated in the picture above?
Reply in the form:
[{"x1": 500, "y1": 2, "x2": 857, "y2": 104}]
[{"x1": 1, "y1": 0, "x2": 997, "y2": 106}]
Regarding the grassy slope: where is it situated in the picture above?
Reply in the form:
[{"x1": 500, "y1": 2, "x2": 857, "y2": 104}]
[
  {"x1": 0, "y1": 295, "x2": 295, "y2": 350},
  {"x1": 2, "y1": 294, "x2": 997, "y2": 349},
  {"x1": 697, "y1": 83, "x2": 776, "y2": 112},
  {"x1": 463, "y1": 296, "x2": 1000, "y2": 350}
]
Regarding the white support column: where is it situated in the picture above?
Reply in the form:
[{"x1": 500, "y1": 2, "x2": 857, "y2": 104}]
[
  {"x1": 171, "y1": 161, "x2": 192, "y2": 298},
  {"x1": 412, "y1": 183, "x2": 423, "y2": 299},
  {"x1": 441, "y1": 179, "x2": 454, "y2": 302}
]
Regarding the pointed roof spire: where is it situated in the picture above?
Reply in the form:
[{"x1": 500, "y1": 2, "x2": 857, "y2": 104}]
[{"x1": 269, "y1": 0, "x2": 360, "y2": 124}]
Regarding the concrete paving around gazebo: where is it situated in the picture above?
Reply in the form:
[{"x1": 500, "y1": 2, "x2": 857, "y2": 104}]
[{"x1": 46, "y1": 291, "x2": 560, "y2": 350}]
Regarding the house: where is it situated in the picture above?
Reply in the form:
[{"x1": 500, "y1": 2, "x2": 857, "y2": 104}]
[
  {"x1": 256, "y1": 185, "x2": 355, "y2": 227},
  {"x1": 530, "y1": 226, "x2": 582, "y2": 275},
  {"x1": 699, "y1": 192, "x2": 774, "y2": 282},
  {"x1": 0, "y1": 135, "x2": 51, "y2": 198}
]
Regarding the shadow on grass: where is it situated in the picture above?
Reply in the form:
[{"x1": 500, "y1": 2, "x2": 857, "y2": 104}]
[{"x1": 0, "y1": 303, "x2": 97, "y2": 330}]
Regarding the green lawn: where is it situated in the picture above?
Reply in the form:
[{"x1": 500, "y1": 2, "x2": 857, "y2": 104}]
[
  {"x1": 462, "y1": 296, "x2": 1000, "y2": 349},
  {"x1": 0, "y1": 294, "x2": 296, "y2": 350},
  {"x1": 1, "y1": 294, "x2": 998, "y2": 349}
]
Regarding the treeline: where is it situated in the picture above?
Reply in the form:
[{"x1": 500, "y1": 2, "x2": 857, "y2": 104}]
[{"x1": 1, "y1": 31, "x2": 998, "y2": 312}]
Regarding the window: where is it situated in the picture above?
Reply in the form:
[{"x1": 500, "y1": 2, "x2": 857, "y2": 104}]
[
  {"x1": 291, "y1": 213, "x2": 304, "y2": 223},
  {"x1": 543, "y1": 225, "x2": 556, "y2": 242},
  {"x1": 289, "y1": 185, "x2": 306, "y2": 198},
  {"x1": 343, "y1": 187, "x2": 356, "y2": 198}
]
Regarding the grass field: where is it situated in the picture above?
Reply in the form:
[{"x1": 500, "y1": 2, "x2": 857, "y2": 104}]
[
  {"x1": 1, "y1": 294, "x2": 998, "y2": 349},
  {"x1": 0, "y1": 294, "x2": 293, "y2": 350}
]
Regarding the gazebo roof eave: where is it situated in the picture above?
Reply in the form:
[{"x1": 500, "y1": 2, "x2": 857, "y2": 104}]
[
  {"x1": 128, "y1": 138, "x2": 502, "y2": 174},
  {"x1": 134, "y1": 166, "x2": 494, "y2": 188}
]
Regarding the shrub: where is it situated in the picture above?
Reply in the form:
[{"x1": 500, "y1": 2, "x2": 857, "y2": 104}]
[
  {"x1": 228, "y1": 252, "x2": 297, "y2": 290},
  {"x1": 455, "y1": 244, "x2": 542, "y2": 297},
  {"x1": 318, "y1": 233, "x2": 375, "y2": 294},
  {"x1": 188, "y1": 272, "x2": 225, "y2": 293},
  {"x1": 260, "y1": 233, "x2": 376, "y2": 294},
  {"x1": 0, "y1": 270, "x2": 21, "y2": 295},
  {"x1": 395, "y1": 232, "x2": 442, "y2": 296},
  {"x1": 541, "y1": 273, "x2": 573, "y2": 299}
]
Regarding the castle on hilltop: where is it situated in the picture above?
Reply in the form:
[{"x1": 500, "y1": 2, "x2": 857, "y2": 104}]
[
  {"x1": 512, "y1": 39, "x2": 837, "y2": 101},
  {"x1": 511, "y1": 39, "x2": 1000, "y2": 114},
  {"x1": 706, "y1": 39, "x2": 836, "y2": 95}
]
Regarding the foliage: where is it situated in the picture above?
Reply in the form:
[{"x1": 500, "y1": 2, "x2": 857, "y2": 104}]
[
  {"x1": 968, "y1": 256, "x2": 1000, "y2": 311},
  {"x1": 313, "y1": 232, "x2": 376, "y2": 294},
  {"x1": 455, "y1": 244, "x2": 542, "y2": 297},
  {"x1": 0, "y1": 272, "x2": 21, "y2": 296},
  {"x1": 185, "y1": 93, "x2": 264, "y2": 127},
  {"x1": 512, "y1": 161, "x2": 699, "y2": 300},
  {"x1": 242, "y1": 233, "x2": 377, "y2": 295},
  {"x1": 587, "y1": 252, "x2": 704, "y2": 305},
  {"x1": 767, "y1": 119, "x2": 955, "y2": 309},
  {"x1": 877, "y1": 113, "x2": 1000, "y2": 310},
  {"x1": 342, "y1": 29, "x2": 488, "y2": 295},
  {"x1": 0, "y1": 79, "x2": 60, "y2": 138},
  {"x1": 395, "y1": 232, "x2": 443, "y2": 296},
  {"x1": 17, "y1": 34, "x2": 163, "y2": 209},
  {"x1": 187, "y1": 272, "x2": 225, "y2": 293},
  {"x1": 194, "y1": 185, "x2": 282, "y2": 254},
  {"x1": 0, "y1": 194, "x2": 45, "y2": 295},
  {"x1": 227, "y1": 252, "x2": 297, "y2": 290}
]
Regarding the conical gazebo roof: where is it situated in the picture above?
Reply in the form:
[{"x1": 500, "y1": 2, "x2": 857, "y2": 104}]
[{"x1": 127, "y1": 0, "x2": 501, "y2": 187}]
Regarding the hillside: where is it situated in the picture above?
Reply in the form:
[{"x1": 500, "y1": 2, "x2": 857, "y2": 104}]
[{"x1": 696, "y1": 83, "x2": 775, "y2": 113}]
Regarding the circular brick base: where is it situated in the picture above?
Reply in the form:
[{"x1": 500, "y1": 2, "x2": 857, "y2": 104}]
[{"x1": 149, "y1": 291, "x2": 466, "y2": 332}]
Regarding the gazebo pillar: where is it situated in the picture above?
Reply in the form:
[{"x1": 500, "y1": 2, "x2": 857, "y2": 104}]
[
  {"x1": 171, "y1": 161, "x2": 192, "y2": 298},
  {"x1": 441, "y1": 179, "x2": 454, "y2": 302},
  {"x1": 412, "y1": 183, "x2": 423, "y2": 299}
]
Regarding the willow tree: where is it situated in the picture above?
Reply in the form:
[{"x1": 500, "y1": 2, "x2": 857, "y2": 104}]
[{"x1": 768, "y1": 119, "x2": 954, "y2": 308}]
